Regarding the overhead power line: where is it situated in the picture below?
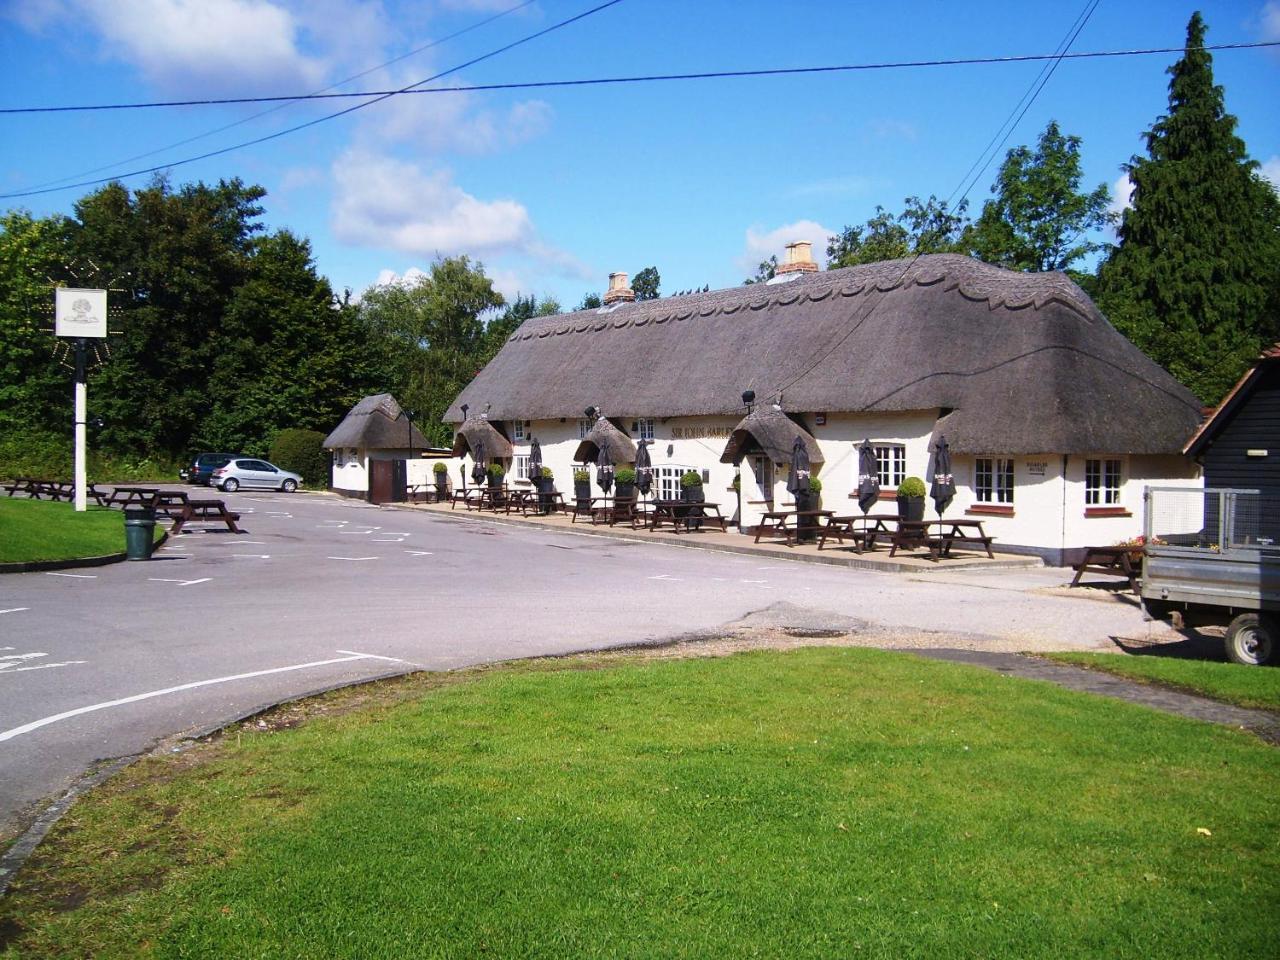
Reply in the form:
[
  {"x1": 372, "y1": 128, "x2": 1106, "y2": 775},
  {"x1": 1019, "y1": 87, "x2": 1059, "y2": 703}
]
[
  {"x1": 2, "y1": 41, "x2": 1273, "y2": 116},
  {"x1": 0, "y1": 0, "x2": 627, "y2": 201},
  {"x1": 17, "y1": 0, "x2": 539, "y2": 195}
]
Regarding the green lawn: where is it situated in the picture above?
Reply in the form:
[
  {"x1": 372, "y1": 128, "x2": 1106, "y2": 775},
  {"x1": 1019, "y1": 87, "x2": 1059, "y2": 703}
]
[
  {"x1": 3, "y1": 648, "x2": 1278, "y2": 959},
  {"x1": 0, "y1": 499, "x2": 151, "y2": 564},
  {"x1": 1045, "y1": 651, "x2": 1280, "y2": 711}
]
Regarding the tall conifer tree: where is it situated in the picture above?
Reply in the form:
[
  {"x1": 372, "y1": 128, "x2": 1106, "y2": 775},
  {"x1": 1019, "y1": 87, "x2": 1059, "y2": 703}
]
[{"x1": 1097, "y1": 12, "x2": 1280, "y2": 403}]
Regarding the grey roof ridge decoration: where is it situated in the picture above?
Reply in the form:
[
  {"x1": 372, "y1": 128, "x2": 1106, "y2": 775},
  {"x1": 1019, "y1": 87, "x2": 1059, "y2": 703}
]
[
  {"x1": 451, "y1": 418, "x2": 514, "y2": 460},
  {"x1": 573, "y1": 417, "x2": 637, "y2": 464},
  {"x1": 506, "y1": 254, "x2": 1101, "y2": 345},
  {"x1": 447, "y1": 253, "x2": 1203, "y2": 456},
  {"x1": 720, "y1": 407, "x2": 825, "y2": 466},
  {"x1": 324, "y1": 393, "x2": 431, "y2": 450}
]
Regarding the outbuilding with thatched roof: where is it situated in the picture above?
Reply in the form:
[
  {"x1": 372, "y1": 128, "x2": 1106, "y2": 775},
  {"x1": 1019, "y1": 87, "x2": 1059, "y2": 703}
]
[
  {"x1": 324, "y1": 393, "x2": 439, "y2": 499},
  {"x1": 446, "y1": 248, "x2": 1203, "y2": 563}
]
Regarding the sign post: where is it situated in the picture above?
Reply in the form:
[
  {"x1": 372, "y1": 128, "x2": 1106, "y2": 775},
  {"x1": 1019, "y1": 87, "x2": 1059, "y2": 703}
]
[{"x1": 55, "y1": 288, "x2": 108, "y2": 513}]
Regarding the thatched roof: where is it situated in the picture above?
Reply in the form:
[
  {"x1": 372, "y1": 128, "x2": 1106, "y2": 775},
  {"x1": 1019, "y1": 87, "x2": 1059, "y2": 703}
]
[
  {"x1": 573, "y1": 418, "x2": 637, "y2": 464},
  {"x1": 324, "y1": 393, "x2": 430, "y2": 450},
  {"x1": 451, "y1": 418, "x2": 513, "y2": 460},
  {"x1": 447, "y1": 255, "x2": 1202, "y2": 455},
  {"x1": 720, "y1": 407, "x2": 824, "y2": 465}
]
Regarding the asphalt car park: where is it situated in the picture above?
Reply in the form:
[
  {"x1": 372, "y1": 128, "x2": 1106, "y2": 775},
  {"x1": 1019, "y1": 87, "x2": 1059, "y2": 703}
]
[{"x1": 0, "y1": 490, "x2": 1161, "y2": 839}]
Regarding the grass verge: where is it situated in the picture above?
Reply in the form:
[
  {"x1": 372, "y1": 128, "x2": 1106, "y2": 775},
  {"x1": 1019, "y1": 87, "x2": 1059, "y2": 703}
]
[
  {"x1": 1044, "y1": 651, "x2": 1280, "y2": 712},
  {"x1": 0, "y1": 499, "x2": 154, "y2": 564},
  {"x1": 2, "y1": 647, "x2": 1278, "y2": 959}
]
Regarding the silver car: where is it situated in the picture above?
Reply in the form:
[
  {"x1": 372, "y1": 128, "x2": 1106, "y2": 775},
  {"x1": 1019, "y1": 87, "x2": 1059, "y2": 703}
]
[{"x1": 211, "y1": 458, "x2": 301, "y2": 493}]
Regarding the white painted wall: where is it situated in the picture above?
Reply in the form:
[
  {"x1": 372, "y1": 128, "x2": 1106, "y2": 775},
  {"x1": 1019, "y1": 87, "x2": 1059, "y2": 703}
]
[{"x1": 330, "y1": 447, "x2": 368, "y2": 493}]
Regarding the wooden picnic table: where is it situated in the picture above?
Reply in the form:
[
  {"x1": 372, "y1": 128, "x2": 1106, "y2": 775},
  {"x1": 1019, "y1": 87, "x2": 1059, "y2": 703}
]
[
  {"x1": 103, "y1": 486, "x2": 162, "y2": 508},
  {"x1": 168, "y1": 499, "x2": 241, "y2": 535},
  {"x1": 450, "y1": 488, "x2": 483, "y2": 509},
  {"x1": 754, "y1": 509, "x2": 834, "y2": 546},
  {"x1": 150, "y1": 489, "x2": 192, "y2": 518},
  {"x1": 1071, "y1": 545, "x2": 1143, "y2": 592},
  {"x1": 647, "y1": 499, "x2": 727, "y2": 534},
  {"x1": 818, "y1": 513, "x2": 900, "y2": 552},
  {"x1": 570, "y1": 496, "x2": 641, "y2": 526},
  {"x1": 506, "y1": 489, "x2": 566, "y2": 515},
  {"x1": 889, "y1": 519, "x2": 995, "y2": 561}
]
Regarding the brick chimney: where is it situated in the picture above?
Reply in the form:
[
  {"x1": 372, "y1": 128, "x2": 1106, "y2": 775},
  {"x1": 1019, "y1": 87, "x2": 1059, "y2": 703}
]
[
  {"x1": 603, "y1": 272, "x2": 635, "y2": 305},
  {"x1": 775, "y1": 241, "x2": 818, "y2": 275}
]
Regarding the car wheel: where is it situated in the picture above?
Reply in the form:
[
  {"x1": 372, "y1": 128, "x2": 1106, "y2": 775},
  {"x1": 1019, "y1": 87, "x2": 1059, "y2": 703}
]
[
  {"x1": 222, "y1": 478, "x2": 240, "y2": 493},
  {"x1": 1224, "y1": 613, "x2": 1275, "y2": 666},
  {"x1": 281, "y1": 479, "x2": 297, "y2": 493}
]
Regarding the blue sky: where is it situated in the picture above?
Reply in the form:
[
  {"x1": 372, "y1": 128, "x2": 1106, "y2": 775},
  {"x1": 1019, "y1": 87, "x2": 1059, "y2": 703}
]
[{"x1": 2, "y1": 1, "x2": 1278, "y2": 308}]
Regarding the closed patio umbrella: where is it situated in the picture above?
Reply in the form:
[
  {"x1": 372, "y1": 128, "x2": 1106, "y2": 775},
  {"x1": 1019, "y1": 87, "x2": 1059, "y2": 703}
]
[
  {"x1": 786, "y1": 434, "x2": 810, "y2": 495},
  {"x1": 470, "y1": 435, "x2": 487, "y2": 485},
  {"x1": 635, "y1": 440, "x2": 653, "y2": 496},
  {"x1": 528, "y1": 437, "x2": 542, "y2": 480},
  {"x1": 857, "y1": 438, "x2": 880, "y2": 514},
  {"x1": 930, "y1": 435, "x2": 956, "y2": 516},
  {"x1": 596, "y1": 445, "x2": 614, "y2": 494}
]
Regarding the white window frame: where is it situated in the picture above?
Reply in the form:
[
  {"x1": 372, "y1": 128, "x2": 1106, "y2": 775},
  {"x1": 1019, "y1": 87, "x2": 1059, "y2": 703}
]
[
  {"x1": 1085, "y1": 458, "x2": 1122, "y2": 506},
  {"x1": 749, "y1": 455, "x2": 774, "y2": 505},
  {"x1": 654, "y1": 465, "x2": 695, "y2": 502},
  {"x1": 512, "y1": 420, "x2": 531, "y2": 442},
  {"x1": 975, "y1": 457, "x2": 1015, "y2": 505},
  {"x1": 874, "y1": 444, "x2": 906, "y2": 488},
  {"x1": 577, "y1": 419, "x2": 591, "y2": 439},
  {"x1": 514, "y1": 454, "x2": 531, "y2": 481},
  {"x1": 631, "y1": 418, "x2": 656, "y2": 441}
]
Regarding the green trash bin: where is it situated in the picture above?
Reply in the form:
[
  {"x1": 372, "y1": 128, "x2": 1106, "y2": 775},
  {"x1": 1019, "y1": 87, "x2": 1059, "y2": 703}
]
[{"x1": 124, "y1": 507, "x2": 157, "y2": 561}]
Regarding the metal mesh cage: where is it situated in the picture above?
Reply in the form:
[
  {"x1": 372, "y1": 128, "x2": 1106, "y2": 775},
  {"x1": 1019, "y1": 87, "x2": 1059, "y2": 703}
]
[{"x1": 1146, "y1": 487, "x2": 1280, "y2": 552}]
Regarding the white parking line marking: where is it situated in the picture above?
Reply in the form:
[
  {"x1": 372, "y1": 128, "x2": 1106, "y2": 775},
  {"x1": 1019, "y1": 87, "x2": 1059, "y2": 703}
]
[
  {"x1": 742, "y1": 579, "x2": 768, "y2": 583},
  {"x1": 232, "y1": 554, "x2": 271, "y2": 559},
  {"x1": 335, "y1": 649, "x2": 409, "y2": 663},
  {"x1": 327, "y1": 556, "x2": 378, "y2": 561},
  {"x1": 4, "y1": 661, "x2": 88, "y2": 673},
  {"x1": 44, "y1": 572, "x2": 96, "y2": 579},
  {"x1": 647, "y1": 574, "x2": 680, "y2": 581},
  {"x1": 405, "y1": 550, "x2": 433, "y2": 556},
  {"x1": 234, "y1": 541, "x2": 266, "y2": 545},
  {"x1": 148, "y1": 578, "x2": 212, "y2": 587},
  {"x1": 339, "y1": 530, "x2": 378, "y2": 535},
  {"x1": 0, "y1": 652, "x2": 382, "y2": 743},
  {"x1": 370, "y1": 538, "x2": 405, "y2": 542},
  {"x1": 0, "y1": 608, "x2": 29, "y2": 615},
  {"x1": 0, "y1": 651, "x2": 87, "y2": 674}
]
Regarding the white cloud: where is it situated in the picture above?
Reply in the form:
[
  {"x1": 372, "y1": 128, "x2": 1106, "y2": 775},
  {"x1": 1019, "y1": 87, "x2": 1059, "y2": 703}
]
[
  {"x1": 737, "y1": 219, "x2": 835, "y2": 275},
  {"x1": 1260, "y1": 2, "x2": 1280, "y2": 41},
  {"x1": 366, "y1": 69, "x2": 553, "y2": 154},
  {"x1": 278, "y1": 166, "x2": 325, "y2": 192},
  {"x1": 373, "y1": 266, "x2": 430, "y2": 288},
  {"x1": 1107, "y1": 173, "x2": 1135, "y2": 218},
  {"x1": 18, "y1": 1, "x2": 330, "y2": 96},
  {"x1": 333, "y1": 149, "x2": 533, "y2": 256},
  {"x1": 1260, "y1": 155, "x2": 1280, "y2": 193}
]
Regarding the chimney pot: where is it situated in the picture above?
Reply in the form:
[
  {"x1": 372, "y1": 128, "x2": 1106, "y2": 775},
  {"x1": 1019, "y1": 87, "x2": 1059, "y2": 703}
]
[
  {"x1": 603, "y1": 271, "x2": 636, "y2": 304},
  {"x1": 776, "y1": 240, "x2": 818, "y2": 275}
]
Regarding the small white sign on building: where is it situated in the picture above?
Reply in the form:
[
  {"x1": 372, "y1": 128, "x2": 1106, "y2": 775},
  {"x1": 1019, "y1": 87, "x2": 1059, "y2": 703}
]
[{"x1": 55, "y1": 287, "x2": 107, "y2": 339}]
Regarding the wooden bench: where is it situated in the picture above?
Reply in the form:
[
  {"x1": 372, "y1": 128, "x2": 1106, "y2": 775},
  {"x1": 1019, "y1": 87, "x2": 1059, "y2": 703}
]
[
  {"x1": 169, "y1": 499, "x2": 241, "y2": 535},
  {"x1": 1071, "y1": 545, "x2": 1142, "y2": 592},
  {"x1": 647, "y1": 500, "x2": 728, "y2": 534},
  {"x1": 150, "y1": 489, "x2": 192, "y2": 518},
  {"x1": 103, "y1": 486, "x2": 162, "y2": 508},
  {"x1": 754, "y1": 510, "x2": 832, "y2": 546}
]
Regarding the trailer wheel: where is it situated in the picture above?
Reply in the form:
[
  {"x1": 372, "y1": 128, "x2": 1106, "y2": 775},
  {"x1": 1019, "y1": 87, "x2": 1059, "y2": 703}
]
[{"x1": 1224, "y1": 614, "x2": 1275, "y2": 666}]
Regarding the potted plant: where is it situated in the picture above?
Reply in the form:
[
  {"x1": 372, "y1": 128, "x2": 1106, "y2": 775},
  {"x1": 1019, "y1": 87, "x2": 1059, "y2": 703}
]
[
  {"x1": 896, "y1": 476, "x2": 926, "y2": 522},
  {"x1": 614, "y1": 466, "x2": 637, "y2": 502},
  {"x1": 680, "y1": 469, "x2": 705, "y2": 529},
  {"x1": 433, "y1": 461, "x2": 448, "y2": 498},
  {"x1": 487, "y1": 462, "x2": 505, "y2": 489},
  {"x1": 573, "y1": 468, "x2": 591, "y2": 508},
  {"x1": 534, "y1": 466, "x2": 555, "y2": 513}
]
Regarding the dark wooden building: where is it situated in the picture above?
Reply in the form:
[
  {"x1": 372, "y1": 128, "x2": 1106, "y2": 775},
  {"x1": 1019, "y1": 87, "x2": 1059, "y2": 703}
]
[{"x1": 1184, "y1": 344, "x2": 1280, "y2": 544}]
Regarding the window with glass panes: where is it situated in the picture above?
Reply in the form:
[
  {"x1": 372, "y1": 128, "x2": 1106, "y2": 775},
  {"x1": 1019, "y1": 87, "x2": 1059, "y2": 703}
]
[
  {"x1": 512, "y1": 421, "x2": 530, "y2": 442},
  {"x1": 975, "y1": 458, "x2": 1014, "y2": 504},
  {"x1": 514, "y1": 455, "x2": 530, "y2": 481},
  {"x1": 577, "y1": 419, "x2": 591, "y2": 439},
  {"x1": 874, "y1": 444, "x2": 906, "y2": 487},
  {"x1": 1085, "y1": 458, "x2": 1122, "y2": 505},
  {"x1": 631, "y1": 418, "x2": 655, "y2": 441},
  {"x1": 655, "y1": 465, "x2": 693, "y2": 501}
]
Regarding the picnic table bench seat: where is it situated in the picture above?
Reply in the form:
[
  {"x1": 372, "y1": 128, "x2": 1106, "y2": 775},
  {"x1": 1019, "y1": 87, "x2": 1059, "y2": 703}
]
[
  {"x1": 168, "y1": 499, "x2": 241, "y2": 535},
  {"x1": 1071, "y1": 545, "x2": 1142, "y2": 592}
]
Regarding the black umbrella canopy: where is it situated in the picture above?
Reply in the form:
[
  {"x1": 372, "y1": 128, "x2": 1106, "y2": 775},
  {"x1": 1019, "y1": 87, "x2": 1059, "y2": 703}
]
[
  {"x1": 857, "y1": 438, "x2": 880, "y2": 514},
  {"x1": 786, "y1": 434, "x2": 810, "y2": 495},
  {"x1": 596, "y1": 445, "x2": 615, "y2": 494},
  {"x1": 931, "y1": 435, "x2": 956, "y2": 516},
  {"x1": 635, "y1": 439, "x2": 653, "y2": 495},
  {"x1": 471, "y1": 435, "x2": 488, "y2": 485},
  {"x1": 528, "y1": 437, "x2": 543, "y2": 479}
]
